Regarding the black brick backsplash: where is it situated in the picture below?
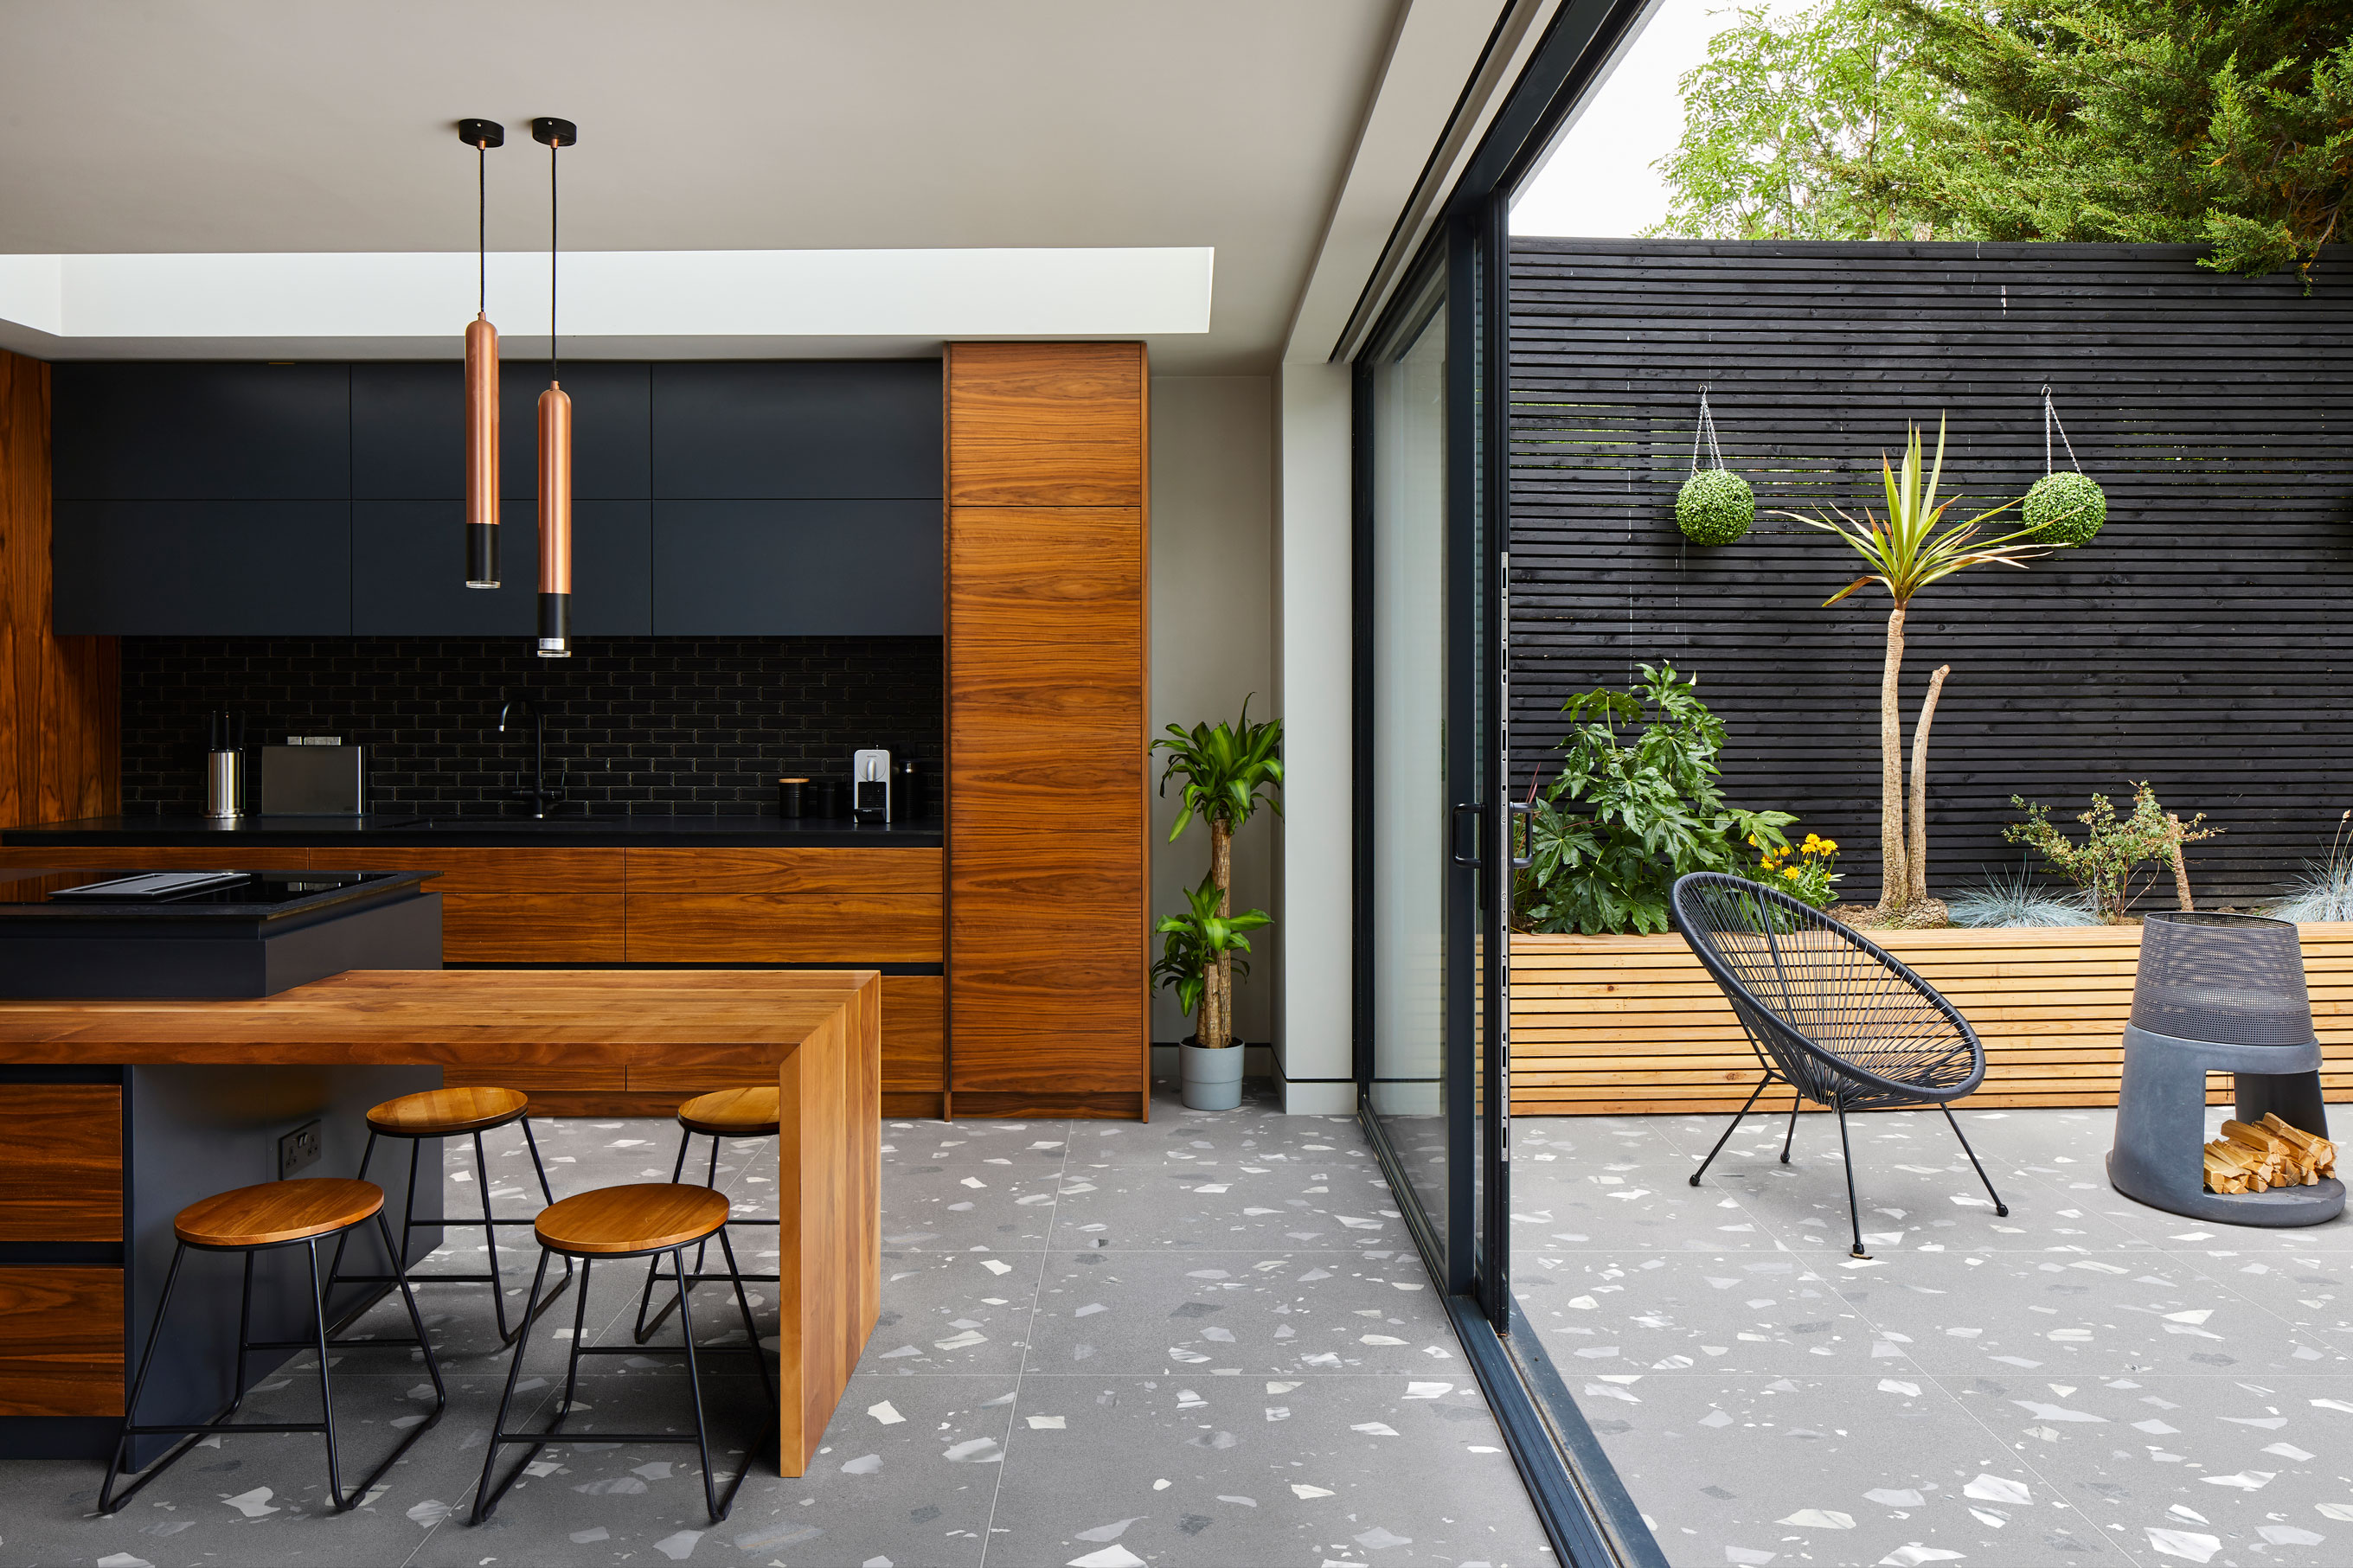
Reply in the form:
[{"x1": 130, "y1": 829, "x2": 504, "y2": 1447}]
[{"x1": 123, "y1": 637, "x2": 942, "y2": 817}]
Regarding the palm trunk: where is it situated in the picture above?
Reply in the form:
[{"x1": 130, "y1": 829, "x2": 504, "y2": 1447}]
[
  {"x1": 1875, "y1": 604, "x2": 1910, "y2": 916},
  {"x1": 1208, "y1": 821, "x2": 1234, "y2": 1049},
  {"x1": 1906, "y1": 664, "x2": 1950, "y2": 906}
]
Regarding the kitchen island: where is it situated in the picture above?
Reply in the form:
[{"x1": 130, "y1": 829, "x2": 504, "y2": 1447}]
[{"x1": 0, "y1": 970, "x2": 880, "y2": 1476}]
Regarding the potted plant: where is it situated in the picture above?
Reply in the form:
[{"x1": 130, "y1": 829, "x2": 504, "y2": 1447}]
[
  {"x1": 1153, "y1": 874, "x2": 1271, "y2": 1110},
  {"x1": 1151, "y1": 701, "x2": 1281, "y2": 1107}
]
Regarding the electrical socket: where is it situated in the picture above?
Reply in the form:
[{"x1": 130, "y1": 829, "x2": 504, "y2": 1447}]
[{"x1": 279, "y1": 1119, "x2": 323, "y2": 1180}]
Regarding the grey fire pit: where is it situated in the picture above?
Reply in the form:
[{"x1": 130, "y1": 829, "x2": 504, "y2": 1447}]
[{"x1": 2107, "y1": 911, "x2": 2343, "y2": 1226}]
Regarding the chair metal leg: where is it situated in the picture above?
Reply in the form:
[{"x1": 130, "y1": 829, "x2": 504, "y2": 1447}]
[
  {"x1": 1780, "y1": 1095, "x2": 1802, "y2": 1163},
  {"x1": 471, "y1": 1130, "x2": 513, "y2": 1343},
  {"x1": 1940, "y1": 1104, "x2": 2010, "y2": 1216},
  {"x1": 633, "y1": 1126, "x2": 696, "y2": 1343},
  {"x1": 560, "y1": 1254, "x2": 593, "y2": 1421},
  {"x1": 306, "y1": 1238, "x2": 344, "y2": 1507},
  {"x1": 1689, "y1": 1075, "x2": 1773, "y2": 1187},
  {"x1": 471, "y1": 1248, "x2": 555, "y2": 1525},
  {"x1": 1834, "y1": 1100, "x2": 1869, "y2": 1258},
  {"x1": 99, "y1": 1241, "x2": 189, "y2": 1514},
  {"x1": 673, "y1": 1245, "x2": 730, "y2": 1525},
  {"x1": 323, "y1": 1130, "x2": 380, "y2": 1300},
  {"x1": 717, "y1": 1226, "x2": 777, "y2": 1417}
]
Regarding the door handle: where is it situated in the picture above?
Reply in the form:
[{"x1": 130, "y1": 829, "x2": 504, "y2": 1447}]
[
  {"x1": 1452, "y1": 803, "x2": 1484, "y2": 867},
  {"x1": 1508, "y1": 799, "x2": 1535, "y2": 869}
]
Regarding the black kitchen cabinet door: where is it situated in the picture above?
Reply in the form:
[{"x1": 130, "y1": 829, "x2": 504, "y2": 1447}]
[
  {"x1": 651, "y1": 362, "x2": 940, "y2": 498},
  {"x1": 351, "y1": 362, "x2": 650, "y2": 500},
  {"x1": 651, "y1": 499, "x2": 940, "y2": 635},
  {"x1": 350, "y1": 499, "x2": 651, "y2": 636},
  {"x1": 52, "y1": 363, "x2": 350, "y2": 500},
  {"x1": 53, "y1": 501, "x2": 353, "y2": 635}
]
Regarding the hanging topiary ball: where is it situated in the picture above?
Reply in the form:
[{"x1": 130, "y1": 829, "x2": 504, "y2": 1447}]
[
  {"x1": 2023, "y1": 470, "x2": 2106, "y2": 546},
  {"x1": 1677, "y1": 467, "x2": 1754, "y2": 546}
]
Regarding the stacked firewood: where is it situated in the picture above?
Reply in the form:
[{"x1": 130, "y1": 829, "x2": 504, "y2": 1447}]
[{"x1": 2202, "y1": 1114, "x2": 2338, "y2": 1194}]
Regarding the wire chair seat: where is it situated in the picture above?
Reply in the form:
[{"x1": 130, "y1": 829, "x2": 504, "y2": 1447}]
[{"x1": 1669, "y1": 873, "x2": 2007, "y2": 1255}]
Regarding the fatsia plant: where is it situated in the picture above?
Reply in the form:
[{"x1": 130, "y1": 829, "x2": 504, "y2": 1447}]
[
  {"x1": 1779, "y1": 417, "x2": 2062, "y2": 922},
  {"x1": 1151, "y1": 874, "x2": 1272, "y2": 1045},
  {"x1": 1151, "y1": 699, "x2": 1282, "y2": 1048}
]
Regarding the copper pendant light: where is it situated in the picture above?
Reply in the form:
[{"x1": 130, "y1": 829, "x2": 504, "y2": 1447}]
[
  {"x1": 458, "y1": 118, "x2": 503, "y2": 588},
  {"x1": 531, "y1": 116, "x2": 577, "y2": 659}
]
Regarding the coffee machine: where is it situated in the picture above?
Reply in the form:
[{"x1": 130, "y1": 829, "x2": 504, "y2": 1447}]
[{"x1": 851, "y1": 748, "x2": 892, "y2": 824}]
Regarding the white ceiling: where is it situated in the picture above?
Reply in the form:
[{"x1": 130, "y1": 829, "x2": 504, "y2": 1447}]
[{"x1": 0, "y1": 0, "x2": 1413, "y2": 370}]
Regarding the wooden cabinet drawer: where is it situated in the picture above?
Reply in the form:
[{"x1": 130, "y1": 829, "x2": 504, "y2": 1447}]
[
  {"x1": 626, "y1": 847, "x2": 941, "y2": 895},
  {"x1": 0, "y1": 1267, "x2": 123, "y2": 1416},
  {"x1": 882, "y1": 975, "x2": 943, "y2": 1094},
  {"x1": 442, "y1": 893, "x2": 625, "y2": 962},
  {"x1": 0, "y1": 1086, "x2": 121, "y2": 1242},
  {"x1": 625, "y1": 895, "x2": 942, "y2": 963},
  {"x1": 0, "y1": 845, "x2": 311, "y2": 873},
  {"x1": 313, "y1": 846, "x2": 623, "y2": 895}
]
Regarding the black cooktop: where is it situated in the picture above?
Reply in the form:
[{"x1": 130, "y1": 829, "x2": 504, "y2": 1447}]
[{"x1": 42, "y1": 870, "x2": 389, "y2": 906}]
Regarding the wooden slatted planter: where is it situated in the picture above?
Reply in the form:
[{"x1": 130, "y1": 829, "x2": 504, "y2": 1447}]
[{"x1": 1509, "y1": 924, "x2": 2353, "y2": 1117}]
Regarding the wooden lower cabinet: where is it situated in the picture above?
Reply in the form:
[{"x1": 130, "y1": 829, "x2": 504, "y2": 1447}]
[
  {"x1": 0, "y1": 1085, "x2": 121, "y2": 1241},
  {"x1": 0, "y1": 1268, "x2": 122, "y2": 1417}
]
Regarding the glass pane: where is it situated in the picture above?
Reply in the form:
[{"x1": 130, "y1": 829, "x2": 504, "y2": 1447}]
[{"x1": 1369, "y1": 266, "x2": 1451, "y2": 1250}]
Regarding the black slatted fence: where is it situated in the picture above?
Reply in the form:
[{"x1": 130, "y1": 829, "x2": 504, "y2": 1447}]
[{"x1": 1508, "y1": 239, "x2": 2353, "y2": 906}]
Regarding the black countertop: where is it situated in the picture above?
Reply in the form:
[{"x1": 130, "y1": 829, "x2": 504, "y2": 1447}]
[
  {"x1": 1, "y1": 815, "x2": 945, "y2": 850},
  {"x1": 0, "y1": 867, "x2": 437, "y2": 925}
]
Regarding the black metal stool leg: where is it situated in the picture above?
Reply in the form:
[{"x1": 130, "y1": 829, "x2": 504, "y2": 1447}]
[
  {"x1": 1780, "y1": 1095, "x2": 1802, "y2": 1163},
  {"x1": 472, "y1": 1130, "x2": 511, "y2": 1343},
  {"x1": 99, "y1": 1241, "x2": 189, "y2": 1514},
  {"x1": 1940, "y1": 1104, "x2": 2010, "y2": 1216},
  {"x1": 1689, "y1": 1075, "x2": 1773, "y2": 1187},
  {"x1": 717, "y1": 1226, "x2": 776, "y2": 1417},
  {"x1": 633, "y1": 1125, "x2": 696, "y2": 1343},
  {"x1": 517, "y1": 1112, "x2": 579, "y2": 1305},
  {"x1": 323, "y1": 1130, "x2": 380, "y2": 1300},
  {"x1": 1835, "y1": 1099, "x2": 1869, "y2": 1258},
  {"x1": 305, "y1": 1237, "x2": 345, "y2": 1507},
  {"x1": 471, "y1": 1248, "x2": 554, "y2": 1525},
  {"x1": 672, "y1": 1245, "x2": 730, "y2": 1524},
  {"x1": 560, "y1": 1254, "x2": 594, "y2": 1422}
]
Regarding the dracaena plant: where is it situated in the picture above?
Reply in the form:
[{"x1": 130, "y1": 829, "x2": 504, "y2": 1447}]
[
  {"x1": 1151, "y1": 874, "x2": 1271, "y2": 1040},
  {"x1": 1151, "y1": 698, "x2": 1282, "y2": 1050},
  {"x1": 1779, "y1": 417, "x2": 2068, "y2": 924}
]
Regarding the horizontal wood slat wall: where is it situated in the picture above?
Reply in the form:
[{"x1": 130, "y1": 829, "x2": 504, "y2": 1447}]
[
  {"x1": 1508, "y1": 240, "x2": 2353, "y2": 906},
  {"x1": 946, "y1": 343, "x2": 1149, "y2": 1118},
  {"x1": 0, "y1": 350, "x2": 117, "y2": 832},
  {"x1": 1510, "y1": 924, "x2": 2353, "y2": 1116}
]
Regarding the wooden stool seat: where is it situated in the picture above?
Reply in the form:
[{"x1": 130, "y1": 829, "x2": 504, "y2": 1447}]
[
  {"x1": 175, "y1": 1178, "x2": 385, "y2": 1249},
  {"x1": 366, "y1": 1085, "x2": 529, "y2": 1136},
  {"x1": 677, "y1": 1085, "x2": 780, "y2": 1137},
  {"x1": 535, "y1": 1183, "x2": 732, "y2": 1258}
]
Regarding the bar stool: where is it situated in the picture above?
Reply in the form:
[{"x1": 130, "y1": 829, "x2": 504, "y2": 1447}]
[
  {"x1": 324, "y1": 1085, "x2": 572, "y2": 1344},
  {"x1": 632, "y1": 1085, "x2": 781, "y2": 1343},
  {"x1": 100, "y1": 1177, "x2": 445, "y2": 1514},
  {"x1": 471, "y1": 1182, "x2": 774, "y2": 1526}
]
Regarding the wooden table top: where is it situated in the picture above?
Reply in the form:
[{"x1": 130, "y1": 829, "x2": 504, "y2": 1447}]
[{"x1": 0, "y1": 968, "x2": 878, "y2": 1066}]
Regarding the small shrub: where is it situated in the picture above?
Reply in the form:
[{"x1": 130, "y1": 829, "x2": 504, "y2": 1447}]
[
  {"x1": 1947, "y1": 863, "x2": 2097, "y2": 928},
  {"x1": 2004, "y1": 781, "x2": 2215, "y2": 923},
  {"x1": 1677, "y1": 468, "x2": 1755, "y2": 545},
  {"x1": 2023, "y1": 470, "x2": 2106, "y2": 545},
  {"x1": 2270, "y1": 810, "x2": 2353, "y2": 923}
]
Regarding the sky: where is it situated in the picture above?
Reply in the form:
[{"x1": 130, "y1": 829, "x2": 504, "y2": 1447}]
[{"x1": 1511, "y1": 0, "x2": 1807, "y2": 237}]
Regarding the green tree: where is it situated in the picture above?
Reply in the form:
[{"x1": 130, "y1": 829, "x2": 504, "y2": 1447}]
[
  {"x1": 1649, "y1": 0, "x2": 1956, "y2": 241},
  {"x1": 1893, "y1": 0, "x2": 2353, "y2": 281}
]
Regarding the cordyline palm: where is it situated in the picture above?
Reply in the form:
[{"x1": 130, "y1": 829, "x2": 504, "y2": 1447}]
[
  {"x1": 1152, "y1": 699, "x2": 1282, "y2": 1049},
  {"x1": 1779, "y1": 417, "x2": 2052, "y2": 919}
]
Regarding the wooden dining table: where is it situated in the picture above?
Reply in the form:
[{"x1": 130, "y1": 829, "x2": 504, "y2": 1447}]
[{"x1": 0, "y1": 969, "x2": 880, "y2": 1477}]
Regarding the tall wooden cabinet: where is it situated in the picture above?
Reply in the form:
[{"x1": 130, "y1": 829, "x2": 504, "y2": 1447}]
[{"x1": 945, "y1": 343, "x2": 1149, "y2": 1119}]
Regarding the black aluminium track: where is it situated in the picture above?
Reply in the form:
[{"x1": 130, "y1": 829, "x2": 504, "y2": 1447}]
[{"x1": 1509, "y1": 237, "x2": 2353, "y2": 907}]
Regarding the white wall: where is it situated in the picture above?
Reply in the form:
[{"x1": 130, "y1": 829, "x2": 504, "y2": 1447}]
[{"x1": 1149, "y1": 376, "x2": 1277, "y2": 1050}]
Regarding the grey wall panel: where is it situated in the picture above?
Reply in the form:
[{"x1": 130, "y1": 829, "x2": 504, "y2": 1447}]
[
  {"x1": 351, "y1": 499, "x2": 651, "y2": 636},
  {"x1": 651, "y1": 499, "x2": 941, "y2": 635},
  {"x1": 352, "y1": 361, "x2": 650, "y2": 500},
  {"x1": 53, "y1": 501, "x2": 352, "y2": 635},
  {"x1": 651, "y1": 361, "x2": 941, "y2": 498},
  {"x1": 52, "y1": 364, "x2": 349, "y2": 500}
]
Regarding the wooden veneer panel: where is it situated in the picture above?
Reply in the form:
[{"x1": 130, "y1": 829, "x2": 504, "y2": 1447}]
[
  {"x1": 0, "y1": 1266, "x2": 122, "y2": 1416},
  {"x1": 625, "y1": 847, "x2": 940, "y2": 895},
  {"x1": 0, "y1": 1085, "x2": 120, "y2": 1241},
  {"x1": 946, "y1": 342, "x2": 1144, "y2": 507},
  {"x1": 624, "y1": 895, "x2": 941, "y2": 963}
]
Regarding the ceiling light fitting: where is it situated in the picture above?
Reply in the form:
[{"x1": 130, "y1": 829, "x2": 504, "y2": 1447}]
[
  {"x1": 531, "y1": 117, "x2": 576, "y2": 659},
  {"x1": 458, "y1": 118, "x2": 503, "y2": 591}
]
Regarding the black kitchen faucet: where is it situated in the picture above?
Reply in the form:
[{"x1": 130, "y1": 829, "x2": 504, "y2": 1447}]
[{"x1": 497, "y1": 694, "x2": 564, "y2": 819}]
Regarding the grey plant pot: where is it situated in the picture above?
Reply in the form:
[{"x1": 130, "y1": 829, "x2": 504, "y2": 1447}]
[{"x1": 1180, "y1": 1036, "x2": 1245, "y2": 1111}]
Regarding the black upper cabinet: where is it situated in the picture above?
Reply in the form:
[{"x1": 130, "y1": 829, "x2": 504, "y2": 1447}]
[
  {"x1": 351, "y1": 499, "x2": 651, "y2": 636},
  {"x1": 651, "y1": 362, "x2": 940, "y2": 498},
  {"x1": 351, "y1": 362, "x2": 650, "y2": 500},
  {"x1": 54, "y1": 501, "x2": 352, "y2": 635},
  {"x1": 53, "y1": 364, "x2": 350, "y2": 500},
  {"x1": 652, "y1": 500, "x2": 941, "y2": 636}
]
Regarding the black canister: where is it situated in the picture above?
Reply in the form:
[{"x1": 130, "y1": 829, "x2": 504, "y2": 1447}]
[
  {"x1": 808, "y1": 778, "x2": 846, "y2": 820},
  {"x1": 893, "y1": 758, "x2": 926, "y2": 822},
  {"x1": 777, "y1": 777, "x2": 808, "y2": 818}
]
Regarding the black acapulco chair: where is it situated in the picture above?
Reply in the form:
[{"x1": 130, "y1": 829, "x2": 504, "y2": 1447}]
[{"x1": 1669, "y1": 872, "x2": 2010, "y2": 1258}]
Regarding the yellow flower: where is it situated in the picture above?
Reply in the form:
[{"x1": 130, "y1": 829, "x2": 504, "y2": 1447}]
[
  {"x1": 1746, "y1": 835, "x2": 1757, "y2": 847},
  {"x1": 1783, "y1": 867, "x2": 1801, "y2": 880},
  {"x1": 1821, "y1": 839, "x2": 1837, "y2": 853}
]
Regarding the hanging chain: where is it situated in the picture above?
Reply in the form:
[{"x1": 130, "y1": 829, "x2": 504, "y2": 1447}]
[
  {"x1": 2042, "y1": 383, "x2": 2080, "y2": 474},
  {"x1": 1689, "y1": 384, "x2": 1726, "y2": 474}
]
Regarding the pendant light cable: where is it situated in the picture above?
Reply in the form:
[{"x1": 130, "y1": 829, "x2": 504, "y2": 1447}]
[
  {"x1": 477, "y1": 137, "x2": 488, "y2": 315},
  {"x1": 548, "y1": 137, "x2": 559, "y2": 382}
]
